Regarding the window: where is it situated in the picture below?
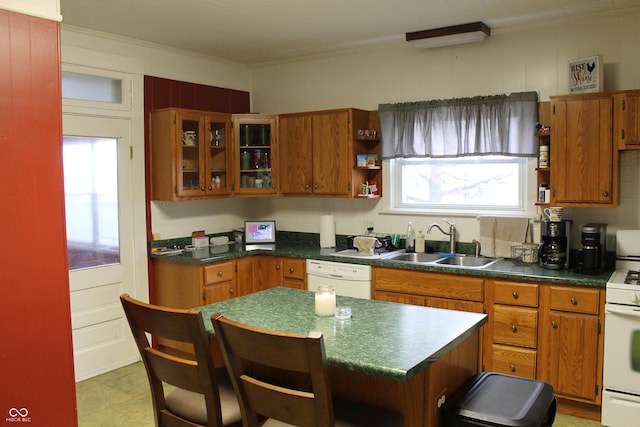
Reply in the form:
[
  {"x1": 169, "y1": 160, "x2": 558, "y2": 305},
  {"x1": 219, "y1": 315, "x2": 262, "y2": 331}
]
[
  {"x1": 63, "y1": 136, "x2": 120, "y2": 270},
  {"x1": 393, "y1": 156, "x2": 528, "y2": 212}
]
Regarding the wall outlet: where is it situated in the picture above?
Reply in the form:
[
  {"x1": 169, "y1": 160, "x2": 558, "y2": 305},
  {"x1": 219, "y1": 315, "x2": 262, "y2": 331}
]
[
  {"x1": 152, "y1": 233, "x2": 161, "y2": 240},
  {"x1": 363, "y1": 221, "x2": 374, "y2": 234}
]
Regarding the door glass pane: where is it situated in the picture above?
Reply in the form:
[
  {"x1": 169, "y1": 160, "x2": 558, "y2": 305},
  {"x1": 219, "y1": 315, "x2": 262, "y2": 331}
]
[
  {"x1": 62, "y1": 72, "x2": 123, "y2": 103},
  {"x1": 63, "y1": 136, "x2": 120, "y2": 270}
]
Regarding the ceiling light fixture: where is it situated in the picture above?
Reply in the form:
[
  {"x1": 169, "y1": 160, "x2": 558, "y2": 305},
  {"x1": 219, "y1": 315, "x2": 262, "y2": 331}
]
[{"x1": 406, "y1": 22, "x2": 490, "y2": 49}]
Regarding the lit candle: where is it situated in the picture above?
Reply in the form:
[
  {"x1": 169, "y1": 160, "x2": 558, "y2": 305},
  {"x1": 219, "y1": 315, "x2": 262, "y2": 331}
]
[{"x1": 315, "y1": 285, "x2": 336, "y2": 316}]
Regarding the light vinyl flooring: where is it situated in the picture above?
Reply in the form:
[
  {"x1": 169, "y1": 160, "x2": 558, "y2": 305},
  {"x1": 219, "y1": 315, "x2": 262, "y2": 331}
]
[{"x1": 77, "y1": 362, "x2": 602, "y2": 426}]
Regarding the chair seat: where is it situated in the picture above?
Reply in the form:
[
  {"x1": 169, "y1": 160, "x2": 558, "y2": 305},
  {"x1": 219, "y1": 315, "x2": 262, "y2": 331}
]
[
  {"x1": 261, "y1": 398, "x2": 403, "y2": 427},
  {"x1": 166, "y1": 377, "x2": 242, "y2": 426}
]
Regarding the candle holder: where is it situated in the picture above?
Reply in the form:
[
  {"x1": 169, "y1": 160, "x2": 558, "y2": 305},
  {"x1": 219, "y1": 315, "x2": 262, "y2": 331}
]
[{"x1": 315, "y1": 285, "x2": 336, "y2": 316}]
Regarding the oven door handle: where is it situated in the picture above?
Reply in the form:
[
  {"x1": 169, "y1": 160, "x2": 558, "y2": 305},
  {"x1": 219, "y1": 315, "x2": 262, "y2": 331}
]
[{"x1": 606, "y1": 307, "x2": 640, "y2": 317}]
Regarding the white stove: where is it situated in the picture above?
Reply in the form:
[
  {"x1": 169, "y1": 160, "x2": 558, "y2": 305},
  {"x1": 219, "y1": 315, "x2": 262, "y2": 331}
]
[{"x1": 602, "y1": 230, "x2": 640, "y2": 426}]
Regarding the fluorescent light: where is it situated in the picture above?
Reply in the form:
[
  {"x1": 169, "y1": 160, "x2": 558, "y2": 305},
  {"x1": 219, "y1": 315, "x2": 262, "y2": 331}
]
[{"x1": 406, "y1": 22, "x2": 490, "y2": 49}]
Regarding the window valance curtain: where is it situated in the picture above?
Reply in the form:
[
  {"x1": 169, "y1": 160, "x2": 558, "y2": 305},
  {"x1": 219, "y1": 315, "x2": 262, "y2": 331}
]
[{"x1": 378, "y1": 91, "x2": 538, "y2": 159}]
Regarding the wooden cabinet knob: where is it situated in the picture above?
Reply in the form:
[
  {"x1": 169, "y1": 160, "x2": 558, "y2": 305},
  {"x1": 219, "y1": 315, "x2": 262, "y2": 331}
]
[
  {"x1": 289, "y1": 267, "x2": 294, "y2": 273},
  {"x1": 275, "y1": 265, "x2": 280, "y2": 270},
  {"x1": 511, "y1": 325, "x2": 517, "y2": 333},
  {"x1": 304, "y1": 184, "x2": 310, "y2": 189},
  {"x1": 229, "y1": 288, "x2": 234, "y2": 294},
  {"x1": 570, "y1": 297, "x2": 577, "y2": 305},
  {"x1": 512, "y1": 291, "x2": 519, "y2": 299},
  {"x1": 201, "y1": 186, "x2": 205, "y2": 191},
  {"x1": 509, "y1": 364, "x2": 516, "y2": 372},
  {"x1": 314, "y1": 184, "x2": 319, "y2": 189},
  {"x1": 218, "y1": 271, "x2": 223, "y2": 277},
  {"x1": 551, "y1": 320, "x2": 558, "y2": 328},
  {"x1": 603, "y1": 190, "x2": 609, "y2": 197}
]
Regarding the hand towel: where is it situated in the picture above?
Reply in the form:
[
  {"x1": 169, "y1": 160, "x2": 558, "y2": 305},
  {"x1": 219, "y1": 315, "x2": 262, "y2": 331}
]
[
  {"x1": 478, "y1": 216, "x2": 497, "y2": 257},
  {"x1": 353, "y1": 236, "x2": 377, "y2": 255},
  {"x1": 494, "y1": 217, "x2": 530, "y2": 258}
]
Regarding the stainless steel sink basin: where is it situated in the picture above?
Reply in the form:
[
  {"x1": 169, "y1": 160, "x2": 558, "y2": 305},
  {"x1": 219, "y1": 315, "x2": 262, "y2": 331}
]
[
  {"x1": 386, "y1": 252, "x2": 443, "y2": 263},
  {"x1": 435, "y1": 255, "x2": 499, "y2": 268}
]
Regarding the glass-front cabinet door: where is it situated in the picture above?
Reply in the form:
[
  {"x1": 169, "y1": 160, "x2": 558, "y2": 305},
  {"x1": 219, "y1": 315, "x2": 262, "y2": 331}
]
[
  {"x1": 176, "y1": 110, "x2": 205, "y2": 198},
  {"x1": 233, "y1": 114, "x2": 278, "y2": 195},
  {"x1": 205, "y1": 113, "x2": 232, "y2": 196}
]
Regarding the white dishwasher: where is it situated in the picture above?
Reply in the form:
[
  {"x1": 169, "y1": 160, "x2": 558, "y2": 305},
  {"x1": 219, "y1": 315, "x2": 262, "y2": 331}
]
[{"x1": 306, "y1": 259, "x2": 371, "y2": 299}]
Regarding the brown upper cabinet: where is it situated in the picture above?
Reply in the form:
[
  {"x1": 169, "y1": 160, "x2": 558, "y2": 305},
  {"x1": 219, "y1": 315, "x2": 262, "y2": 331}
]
[
  {"x1": 232, "y1": 114, "x2": 279, "y2": 196},
  {"x1": 613, "y1": 89, "x2": 640, "y2": 150},
  {"x1": 550, "y1": 93, "x2": 618, "y2": 207},
  {"x1": 279, "y1": 108, "x2": 381, "y2": 198},
  {"x1": 150, "y1": 108, "x2": 232, "y2": 200}
]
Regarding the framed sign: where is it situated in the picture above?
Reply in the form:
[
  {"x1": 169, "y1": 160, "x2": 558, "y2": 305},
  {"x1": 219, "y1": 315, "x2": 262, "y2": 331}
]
[{"x1": 568, "y1": 55, "x2": 603, "y2": 93}]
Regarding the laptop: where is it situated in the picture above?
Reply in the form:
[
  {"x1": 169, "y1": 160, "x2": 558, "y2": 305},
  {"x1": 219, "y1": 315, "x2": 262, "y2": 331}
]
[{"x1": 244, "y1": 220, "x2": 276, "y2": 251}]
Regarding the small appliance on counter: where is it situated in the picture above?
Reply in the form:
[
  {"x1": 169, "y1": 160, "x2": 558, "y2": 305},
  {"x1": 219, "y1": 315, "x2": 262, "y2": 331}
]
[
  {"x1": 538, "y1": 219, "x2": 572, "y2": 269},
  {"x1": 578, "y1": 223, "x2": 607, "y2": 274}
]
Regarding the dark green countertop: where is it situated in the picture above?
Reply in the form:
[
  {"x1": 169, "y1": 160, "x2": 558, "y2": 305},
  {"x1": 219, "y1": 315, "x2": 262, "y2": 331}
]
[
  {"x1": 199, "y1": 287, "x2": 487, "y2": 381},
  {"x1": 151, "y1": 239, "x2": 610, "y2": 288}
]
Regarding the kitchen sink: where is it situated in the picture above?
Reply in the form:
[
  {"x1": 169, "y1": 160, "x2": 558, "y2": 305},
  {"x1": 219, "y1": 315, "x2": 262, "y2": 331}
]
[
  {"x1": 385, "y1": 252, "x2": 443, "y2": 263},
  {"x1": 435, "y1": 255, "x2": 499, "y2": 268}
]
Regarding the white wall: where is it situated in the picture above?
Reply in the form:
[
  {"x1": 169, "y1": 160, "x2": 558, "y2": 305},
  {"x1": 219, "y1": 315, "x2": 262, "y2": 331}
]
[{"x1": 250, "y1": 11, "x2": 640, "y2": 247}]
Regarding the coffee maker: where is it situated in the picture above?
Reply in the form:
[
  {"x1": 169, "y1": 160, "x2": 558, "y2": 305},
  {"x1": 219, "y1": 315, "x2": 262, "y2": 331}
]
[
  {"x1": 539, "y1": 220, "x2": 572, "y2": 269},
  {"x1": 580, "y1": 223, "x2": 607, "y2": 274}
]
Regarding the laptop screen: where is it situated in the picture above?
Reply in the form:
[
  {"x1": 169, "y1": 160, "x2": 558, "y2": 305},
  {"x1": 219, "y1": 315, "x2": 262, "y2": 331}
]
[{"x1": 244, "y1": 220, "x2": 276, "y2": 244}]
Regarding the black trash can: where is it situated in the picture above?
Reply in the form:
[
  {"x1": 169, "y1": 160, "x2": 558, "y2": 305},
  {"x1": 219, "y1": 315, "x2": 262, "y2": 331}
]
[{"x1": 442, "y1": 372, "x2": 557, "y2": 427}]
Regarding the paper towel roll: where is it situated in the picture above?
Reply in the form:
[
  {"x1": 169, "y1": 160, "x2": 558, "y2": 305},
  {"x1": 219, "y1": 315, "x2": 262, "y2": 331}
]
[{"x1": 319, "y1": 214, "x2": 336, "y2": 248}]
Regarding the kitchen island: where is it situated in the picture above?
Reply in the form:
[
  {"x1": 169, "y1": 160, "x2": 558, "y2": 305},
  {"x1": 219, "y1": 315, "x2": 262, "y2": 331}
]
[{"x1": 200, "y1": 286, "x2": 487, "y2": 427}]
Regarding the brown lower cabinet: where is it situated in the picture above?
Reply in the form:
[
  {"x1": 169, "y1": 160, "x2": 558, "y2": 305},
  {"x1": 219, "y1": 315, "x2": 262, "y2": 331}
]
[
  {"x1": 372, "y1": 267, "x2": 605, "y2": 422},
  {"x1": 153, "y1": 255, "x2": 305, "y2": 353}
]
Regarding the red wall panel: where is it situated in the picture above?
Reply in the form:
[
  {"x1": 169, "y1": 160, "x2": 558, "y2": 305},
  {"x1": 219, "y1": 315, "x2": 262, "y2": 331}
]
[{"x1": 0, "y1": 9, "x2": 77, "y2": 426}]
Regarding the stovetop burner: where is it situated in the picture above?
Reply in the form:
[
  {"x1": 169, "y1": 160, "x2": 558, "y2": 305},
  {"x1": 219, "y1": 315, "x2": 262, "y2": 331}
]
[{"x1": 624, "y1": 270, "x2": 640, "y2": 286}]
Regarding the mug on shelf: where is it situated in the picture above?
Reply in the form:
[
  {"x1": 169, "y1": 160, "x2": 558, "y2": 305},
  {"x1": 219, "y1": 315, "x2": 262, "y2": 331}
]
[
  {"x1": 182, "y1": 131, "x2": 197, "y2": 146},
  {"x1": 544, "y1": 206, "x2": 564, "y2": 221}
]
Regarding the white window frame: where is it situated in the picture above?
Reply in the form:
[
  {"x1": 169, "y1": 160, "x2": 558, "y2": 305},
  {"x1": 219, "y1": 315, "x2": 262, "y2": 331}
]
[
  {"x1": 62, "y1": 63, "x2": 131, "y2": 117},
  {"x1": 389, "y1": 156, "x2": 530, "y2": 216}
]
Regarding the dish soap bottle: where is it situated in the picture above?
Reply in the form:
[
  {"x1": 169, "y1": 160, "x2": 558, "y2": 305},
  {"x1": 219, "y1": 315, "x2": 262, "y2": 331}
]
[
  {"x1": 406, "y1": 222, "x2": 416, "y2": 253},
  {"x1": 416, "y1": 230, "x2": 425, "y2": 253}
]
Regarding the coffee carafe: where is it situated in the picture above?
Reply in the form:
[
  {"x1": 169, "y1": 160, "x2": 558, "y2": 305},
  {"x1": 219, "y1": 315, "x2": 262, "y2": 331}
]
[
  {"x1": 579, "y1": 223, "x2": 607, "y2": 274},
  {"x1": 539, "y1": 220, "x2": 571, "y2": 269}
]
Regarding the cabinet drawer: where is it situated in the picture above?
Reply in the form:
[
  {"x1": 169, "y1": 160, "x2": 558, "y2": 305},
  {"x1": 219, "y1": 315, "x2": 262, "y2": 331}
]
[
  {"x1": 492, "y1": 280, "x2": 538, "y2": 307},
  {"x1": 549, "y1": 286, "x2": 600, "y2": 315},
  {"x1": 491, "y1": 344, "x2": 537, "y2": 379},
  {"x1": 204, "y1": 261, "x2": 234, "y2": 285},
  {"x1": 493, "y1": 306, "x2": 538, "y2": 348},
  {"x1": 283, "y1": 258, "x2": 305, "y2": 280},
  {"x1": 373, "y1": 267, "x2": 483, "y2": 301}
]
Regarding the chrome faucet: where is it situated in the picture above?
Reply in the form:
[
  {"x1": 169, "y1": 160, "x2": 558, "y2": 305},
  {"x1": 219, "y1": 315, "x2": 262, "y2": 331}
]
[
  {"x1": 427, "y1": 219, "x2": 456, "y2": 254},
  {"x1": 472, "y1": 239, "x2": 481, "y2": 257}
]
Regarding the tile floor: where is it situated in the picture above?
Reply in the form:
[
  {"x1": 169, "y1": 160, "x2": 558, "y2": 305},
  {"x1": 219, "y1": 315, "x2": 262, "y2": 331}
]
[{"x1": 76, "y1": 362, "x2": 602, "y2": 426}]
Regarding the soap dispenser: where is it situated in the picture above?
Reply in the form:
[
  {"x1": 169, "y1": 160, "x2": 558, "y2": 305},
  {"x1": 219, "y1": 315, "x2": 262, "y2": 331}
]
[
  {"x1": 406, "y1": 222, "x2": 416, "y2": 253},
  {"x1": 416, "y1": 231, "x2": 425, "y2": 253}
]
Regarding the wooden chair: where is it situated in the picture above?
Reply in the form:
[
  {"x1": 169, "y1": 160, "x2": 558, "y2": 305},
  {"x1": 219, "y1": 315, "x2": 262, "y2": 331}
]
[
  {"x1": 120, "y1": 294, "x2": 242, "y2": 427},
  {"x1": 211, "y1": 313, "x2": 403, "y2": 427}
]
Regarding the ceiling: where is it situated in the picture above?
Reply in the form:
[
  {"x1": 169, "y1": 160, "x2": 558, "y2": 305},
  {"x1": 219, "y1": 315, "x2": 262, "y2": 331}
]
[{"x1": 60, "y1": 0, "x2": 640, "y2": 65}]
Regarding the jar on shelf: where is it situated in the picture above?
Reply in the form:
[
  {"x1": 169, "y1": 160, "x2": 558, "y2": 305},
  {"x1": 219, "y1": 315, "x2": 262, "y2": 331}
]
[
  {"x1": 241, "y1": 150, "x2": 251, "y2": 170},
  {"x1": 539, "y1": 145, "x2": 549, "y2": 168}
]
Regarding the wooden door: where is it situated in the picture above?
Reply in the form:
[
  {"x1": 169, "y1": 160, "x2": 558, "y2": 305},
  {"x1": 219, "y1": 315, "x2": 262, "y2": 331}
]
[
  {"x1": 551, "y1": 96, "x2": 614, "y2": 205},
  {"x1": 175, "y1": 109, "x2": 207, "y2": 198},
  {"x1": 547, "y1": 311, "x2": 600, "y2": 402},
  {"x1": 235, "y1": 256, "x2": 255, "y2": 296},
  {"x1": 253, "y1": 256, "x2": 283, "y2": 291},
  {"x1": 614, "y1": 90, "x2": 640, "y2": 150},
  {"x1": 279, "y1": 113, "x2": 313, "y2": 195},
  {"x1": 204, "y1": 282, "x2": 234, "y2": 304},
  {"x1": 312, "y1": 110, "x2": 351, "y2": 196},
  {"x1": 204, "y1": 112, "x2": 233, "y2": 196}
]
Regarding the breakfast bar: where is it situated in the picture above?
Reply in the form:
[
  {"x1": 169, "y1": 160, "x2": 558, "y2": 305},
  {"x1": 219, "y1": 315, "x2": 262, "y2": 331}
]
[{"x1": 199, "y1": 287, "x2": 487, "y2": 426}]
